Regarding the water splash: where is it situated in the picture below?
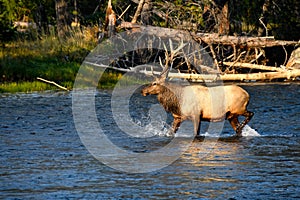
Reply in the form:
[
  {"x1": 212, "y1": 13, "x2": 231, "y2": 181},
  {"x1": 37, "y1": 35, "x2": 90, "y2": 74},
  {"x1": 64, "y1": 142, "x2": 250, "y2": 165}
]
[
  {"x1": 241, "y1": 125, "x2": 261, "y2": 137},
  {"x1": 131, "y1": 115, "x2": 260, "y2": 138},
  {"x1": 130, "y1": 115, "x2": 171, "y2": 137}
]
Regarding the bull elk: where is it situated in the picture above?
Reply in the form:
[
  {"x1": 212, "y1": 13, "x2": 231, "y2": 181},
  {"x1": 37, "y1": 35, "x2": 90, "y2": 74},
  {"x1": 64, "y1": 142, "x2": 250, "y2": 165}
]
[{"x1": 141, "y1": 41, "x2": 253, "y2": 137}]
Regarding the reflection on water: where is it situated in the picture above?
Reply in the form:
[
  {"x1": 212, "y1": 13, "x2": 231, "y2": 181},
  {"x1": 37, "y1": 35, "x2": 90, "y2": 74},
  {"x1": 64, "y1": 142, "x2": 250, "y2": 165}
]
[{"x1": 0, "y1": 84, "x2": 299, "y2": 199}]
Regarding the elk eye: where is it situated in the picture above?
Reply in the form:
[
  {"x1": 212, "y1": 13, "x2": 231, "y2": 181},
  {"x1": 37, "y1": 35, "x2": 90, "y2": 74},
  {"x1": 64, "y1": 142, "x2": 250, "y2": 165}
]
[{"x1": 152, "y1": 82, "x2": 157, "y2": 86}]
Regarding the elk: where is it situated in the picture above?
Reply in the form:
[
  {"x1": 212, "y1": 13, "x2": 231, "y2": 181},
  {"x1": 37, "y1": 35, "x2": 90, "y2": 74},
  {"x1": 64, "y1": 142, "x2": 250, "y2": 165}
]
[{"x1": 141, "y1": 42, "x2": 253, "y2": 137}]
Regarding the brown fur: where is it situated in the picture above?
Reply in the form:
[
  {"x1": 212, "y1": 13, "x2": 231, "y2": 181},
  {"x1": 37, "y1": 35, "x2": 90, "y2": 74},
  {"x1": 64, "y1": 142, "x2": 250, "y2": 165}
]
[{"x1": 156, "y1": 83, "x2": 181, "y2": 116}]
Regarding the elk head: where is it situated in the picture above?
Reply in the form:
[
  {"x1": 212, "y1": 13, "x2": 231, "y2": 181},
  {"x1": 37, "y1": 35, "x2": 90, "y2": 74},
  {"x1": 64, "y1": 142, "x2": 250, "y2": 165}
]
[{"x1": 141, "y1": 74, "x2": 167, "y2": 96}]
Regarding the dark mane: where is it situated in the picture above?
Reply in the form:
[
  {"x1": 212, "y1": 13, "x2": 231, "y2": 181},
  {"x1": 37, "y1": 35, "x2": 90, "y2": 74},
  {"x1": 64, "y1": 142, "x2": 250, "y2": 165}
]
[{"x1": 157, "y1": 83, "x2": 182, "y2": 115}]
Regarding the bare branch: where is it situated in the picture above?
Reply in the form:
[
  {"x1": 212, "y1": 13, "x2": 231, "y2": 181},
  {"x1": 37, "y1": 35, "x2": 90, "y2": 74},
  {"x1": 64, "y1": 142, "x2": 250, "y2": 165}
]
[
  {"x1": 117, "y1": 5, "x2": 131, "y2": 21},
  {"x1": 132, "y1": 0, "x2": 145, "y2": 23},
  {"x1": 37, "y1": 77, "x2": 69, "y2": 91},
  {"x1": 259, "y1": 17, "x2": 268, "y2": 36},
  {"x1": 282, "y1": 45, "x2": 288, "y2": 66}
]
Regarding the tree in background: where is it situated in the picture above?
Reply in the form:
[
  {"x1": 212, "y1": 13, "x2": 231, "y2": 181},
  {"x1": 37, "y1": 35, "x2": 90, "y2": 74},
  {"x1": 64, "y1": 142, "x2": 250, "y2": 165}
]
[
  {"x1": 229, "y1": 0, "x2": 300, "y2": 40},
  {"x1": 141, "y1": 0, "x2": 152, "y2": 25},
  {"x1": 0, "y1": 0, "x2": 16, "y2": 43},
  {"x1": 55, "y1": 0, "x2": 69, "y2": 39},
  {"x1": 0, "y1": 0, "x2": 299, "y2": 42}
]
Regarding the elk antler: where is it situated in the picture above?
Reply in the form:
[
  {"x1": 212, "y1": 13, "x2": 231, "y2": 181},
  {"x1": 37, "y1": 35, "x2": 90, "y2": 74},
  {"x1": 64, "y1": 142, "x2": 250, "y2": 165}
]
[{"x1": 159, "y1": 39, "x2": 187, "y2": 79}]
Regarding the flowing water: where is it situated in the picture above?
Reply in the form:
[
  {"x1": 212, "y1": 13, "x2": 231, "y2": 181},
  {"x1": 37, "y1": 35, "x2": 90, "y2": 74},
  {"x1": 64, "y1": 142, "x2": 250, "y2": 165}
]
[{"x1": 0, "y1": 84, "x2": 299, "y2": 199}]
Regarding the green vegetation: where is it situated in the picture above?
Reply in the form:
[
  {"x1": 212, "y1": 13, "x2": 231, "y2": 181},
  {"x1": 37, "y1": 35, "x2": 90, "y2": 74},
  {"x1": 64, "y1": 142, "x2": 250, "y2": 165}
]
[
  {"x1": 0, "y1": 81, "x2": 56, "y2": 93},
  {"x1": 0, "y1": 28, "x2": 140, "y2": 93},
  {"x1": 0, "y1": 28, "x2": 92, "y2": 92},
  {"x1": 0, "y1": 34, "x2": 137, "y2": 93}
]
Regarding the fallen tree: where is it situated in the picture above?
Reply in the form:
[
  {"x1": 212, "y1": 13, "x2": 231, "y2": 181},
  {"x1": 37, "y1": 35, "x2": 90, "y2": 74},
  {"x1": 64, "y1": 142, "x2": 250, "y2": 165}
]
[
  {"x1": 140, "y1": 67, "x2": 300, "y2": 82},
  {"x1": 193, "y1": 33, "x2": 298, "y2": 48},
  {"x1": 89, "y1": 0, "x2": 300, "y2": 83},
  {"x1": 120, "y1": 23, "x2": 299, "y2": 48},
  {"x1": 117, "y1": 23, "x2": 300, "y2": 82},
  {"x1": 167, "y1": 69, "x2": 300, "y2": 82},
  {"x1": 222, "y1": 62, "x2": 286, "y2": 72}
]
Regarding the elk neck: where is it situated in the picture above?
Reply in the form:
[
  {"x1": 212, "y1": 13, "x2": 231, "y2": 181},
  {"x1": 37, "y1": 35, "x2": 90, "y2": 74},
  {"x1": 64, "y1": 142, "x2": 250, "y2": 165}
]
[{"x1": 157, "y1": 83, "x2": 182, "y2": 116}]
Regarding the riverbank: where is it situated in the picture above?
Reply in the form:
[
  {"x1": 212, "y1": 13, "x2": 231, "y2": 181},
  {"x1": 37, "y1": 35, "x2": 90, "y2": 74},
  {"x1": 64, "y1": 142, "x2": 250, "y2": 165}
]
[
  {"x1": 0, "y1": 32, "x2": 129, "y2": 93},
  {"x1": 0, "y1": 72, "x2": 125, "y2": 93}
]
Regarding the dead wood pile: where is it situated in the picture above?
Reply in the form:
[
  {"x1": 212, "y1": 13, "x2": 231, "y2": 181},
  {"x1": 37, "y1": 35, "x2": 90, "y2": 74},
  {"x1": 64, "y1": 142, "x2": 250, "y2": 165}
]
[{"x1": 117, "y1": 23, "x2": 300, "y2": 82}]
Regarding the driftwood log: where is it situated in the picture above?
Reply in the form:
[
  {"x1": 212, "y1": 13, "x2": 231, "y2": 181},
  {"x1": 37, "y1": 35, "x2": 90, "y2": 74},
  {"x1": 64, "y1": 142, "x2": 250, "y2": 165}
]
[
  {"x1": 286, "y1": 47, "x2": 300, "y2": 69},
  {"x1": 141, "y1": 69, "x2": 300, "y2": 82},
  {"x1": 222, "y1": 62, "x2": 286, "y2": 72},
  {"x1": 193, "y1": 33, "x2": 298, "y2": 48},
  {"x1": 120, "y1": 23, "x2": 299, "y2": 48}
]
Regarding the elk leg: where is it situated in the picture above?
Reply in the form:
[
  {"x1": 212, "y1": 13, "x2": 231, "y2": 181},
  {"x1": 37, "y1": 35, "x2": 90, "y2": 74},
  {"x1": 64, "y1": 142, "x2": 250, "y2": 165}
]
[
  {"x1": 193, "y1": 116, "x2": 201, "y2": 136},
  {"x1": 167, "y1": 117, "x2": 181, "y2": 136},
  {"x1": 236, "y1": 111, "x2": 254, "y2": 136},
  {"x1": 171, "y1": 117, "x2": 182, "y2": 133},
  {"x1": 228, "y1": 116, "x2": 240, "y2": 132}
]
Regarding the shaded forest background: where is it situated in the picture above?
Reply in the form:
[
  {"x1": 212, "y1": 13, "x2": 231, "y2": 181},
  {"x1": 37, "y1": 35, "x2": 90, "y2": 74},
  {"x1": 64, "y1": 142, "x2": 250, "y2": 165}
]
[{"x1": 1, "y1": 0, "x2": 299, "y2": 42}]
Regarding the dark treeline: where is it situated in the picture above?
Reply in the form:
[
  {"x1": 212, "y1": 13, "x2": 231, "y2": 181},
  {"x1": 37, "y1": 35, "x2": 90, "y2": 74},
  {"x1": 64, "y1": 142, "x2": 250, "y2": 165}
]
[{"x1": 0, "y1": 0, "x2": 299, "y2": 42}]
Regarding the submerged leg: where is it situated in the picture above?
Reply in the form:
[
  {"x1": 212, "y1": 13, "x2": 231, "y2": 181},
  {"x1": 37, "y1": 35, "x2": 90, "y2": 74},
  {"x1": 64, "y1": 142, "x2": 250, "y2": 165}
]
[{"x1": 236, "y1": 111, "x2": 254, "y2": 136}]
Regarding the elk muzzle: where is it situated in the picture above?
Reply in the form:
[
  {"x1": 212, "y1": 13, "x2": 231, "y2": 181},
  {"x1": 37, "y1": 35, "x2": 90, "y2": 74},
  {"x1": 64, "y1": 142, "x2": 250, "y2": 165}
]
[{"x1": 141, "y1": 87, "x2": 150, "y2": 96}]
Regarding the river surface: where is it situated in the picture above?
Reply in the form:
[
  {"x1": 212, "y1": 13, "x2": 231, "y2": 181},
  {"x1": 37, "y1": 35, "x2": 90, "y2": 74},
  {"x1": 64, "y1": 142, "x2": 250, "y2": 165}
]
[{"x1": 1, "y1": 84, "x2": 299, "y2": 199}]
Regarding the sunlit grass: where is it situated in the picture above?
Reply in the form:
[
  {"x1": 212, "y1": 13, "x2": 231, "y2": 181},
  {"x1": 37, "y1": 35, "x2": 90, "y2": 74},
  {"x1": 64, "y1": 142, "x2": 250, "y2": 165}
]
[
  {"x1": 0, "y1": 27, "x2": 99, "y2": 93},
  {"x1": 0, "y1": 27, "x2": 149, "y2": 93},
  {"x1": 0, "y1": 81, "x2": 56, "y2": 93}
]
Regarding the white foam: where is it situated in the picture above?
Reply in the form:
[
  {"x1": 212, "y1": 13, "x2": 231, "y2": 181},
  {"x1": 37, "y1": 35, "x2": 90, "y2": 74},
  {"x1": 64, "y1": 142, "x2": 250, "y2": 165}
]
[
  {"x1": 128, "y1": 116, "x2": 171, "y2": 138},
  {"x1": 241, "y1": 125, "x2": 261, "y2": 137}
]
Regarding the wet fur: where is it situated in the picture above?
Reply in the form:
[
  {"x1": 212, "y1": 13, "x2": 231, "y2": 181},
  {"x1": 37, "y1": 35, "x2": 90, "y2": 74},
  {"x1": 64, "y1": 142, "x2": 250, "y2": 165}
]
[{"x1": 156, "y1": 84, "x2": 182, "y2": 116}]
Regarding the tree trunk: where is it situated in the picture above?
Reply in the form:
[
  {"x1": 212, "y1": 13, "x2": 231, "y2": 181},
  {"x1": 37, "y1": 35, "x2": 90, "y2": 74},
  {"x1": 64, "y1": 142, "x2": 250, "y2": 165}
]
[
  {"x1": 35, "y1": 3, "x2": 49, "y2": 36},
  {"x1": 194, "y1": 33, "x2": 298, "y2": 48},
  {"x1": 141, "y1": 0, "x2": 152, "y2": 25},
  {"x1": 55, "y1": 0, "x2": 69, "y2": 39},
  {"x1": 258, "y1": 0, "x2": 271, "y2": 36},
  {"x1": 217, "y1": 1, "x2": 230, "y2": 35},
  {"x1": 202, "y1": 0, "x2": 230, "y2": 34},
  {"x1": 105, "y1": 0, "x2": 116, "y2": 37},
  {"x1": 73, "y1": 0, "x2": 79, "y2": 26}
]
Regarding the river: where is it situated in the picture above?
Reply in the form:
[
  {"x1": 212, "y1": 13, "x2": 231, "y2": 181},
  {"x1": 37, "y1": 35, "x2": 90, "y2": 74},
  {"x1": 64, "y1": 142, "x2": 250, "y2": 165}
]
[{"x1": 1, "y1": 84, "x2": 299, "y2": 199}]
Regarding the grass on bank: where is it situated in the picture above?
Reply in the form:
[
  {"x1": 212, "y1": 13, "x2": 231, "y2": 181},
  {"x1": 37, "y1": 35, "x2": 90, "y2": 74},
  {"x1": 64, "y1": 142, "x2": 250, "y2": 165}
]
[
  {"x1": 0, "y1": 27, "x2": 151, "y2": 93},
  {"x1": 0, "y1": 70, "x2": 128, "y2": 93},
  {"x1": 0, "y1": 73, "x2": 124, "y2": 93},
  {"x1": 0, "y1": 81, "x2": 58, "y2": 93},
  {"x1": 0, "y1": 27, "x2": 127, "y2": 93}
]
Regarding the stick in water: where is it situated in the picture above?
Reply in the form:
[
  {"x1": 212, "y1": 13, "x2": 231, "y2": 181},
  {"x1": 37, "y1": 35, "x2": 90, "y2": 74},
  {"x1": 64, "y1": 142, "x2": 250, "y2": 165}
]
[{"x1": 37, "y1": 77, "x2": 69, "y2": 91}]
